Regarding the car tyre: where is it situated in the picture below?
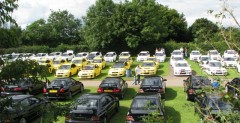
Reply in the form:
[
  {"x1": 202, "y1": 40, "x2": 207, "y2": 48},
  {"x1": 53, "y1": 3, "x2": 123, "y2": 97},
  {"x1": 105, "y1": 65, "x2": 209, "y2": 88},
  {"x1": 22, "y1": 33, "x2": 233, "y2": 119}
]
[
  {"x1": 19, "y1": 117, "x2": 27, "y2": 123},
  {"x1": 80, "y1": 85, "x2": 84, "y2": 92}
]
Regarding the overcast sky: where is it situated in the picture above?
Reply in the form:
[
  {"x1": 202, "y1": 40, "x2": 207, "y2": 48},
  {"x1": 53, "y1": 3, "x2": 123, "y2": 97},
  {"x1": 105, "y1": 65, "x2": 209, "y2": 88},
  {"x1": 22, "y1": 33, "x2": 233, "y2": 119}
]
[{"x1": 12, "y1": 0, "x2": 240, "y2": 28}]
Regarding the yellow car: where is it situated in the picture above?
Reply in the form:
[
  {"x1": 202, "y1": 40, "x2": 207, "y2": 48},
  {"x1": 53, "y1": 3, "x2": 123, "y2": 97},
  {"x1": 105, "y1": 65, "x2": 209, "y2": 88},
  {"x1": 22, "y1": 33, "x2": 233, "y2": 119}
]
[
  {"x1": 146, "y1": 56, "x2": 159, "y2": 68},
  {"x1": 71, "y1": 58, "x2": 88, "y2": 70},
  {"x1": 38, "y1": 59, "x2": 54, "y2": 73},
  {"x1": 139, "y1": 61, "x2": 158, "y2": 75},
  {"x1": 119, "y1": 56, "x2": 133, "y2": 67},
  {"x1": 55, "y1": 63, "x2": 79, "y2": 77},
  {"x1": 52, "y1": 59, "x2": 68, "y2": 70},
  {"x1": 108, "y1": 61, "x2": 130, "y2": 76},
  {"x1": 91, "y1": 57, "x2": 106, "y2": 69},
  {"x1": 78, "y1": 64, "x2": 101, "y2": 79}
]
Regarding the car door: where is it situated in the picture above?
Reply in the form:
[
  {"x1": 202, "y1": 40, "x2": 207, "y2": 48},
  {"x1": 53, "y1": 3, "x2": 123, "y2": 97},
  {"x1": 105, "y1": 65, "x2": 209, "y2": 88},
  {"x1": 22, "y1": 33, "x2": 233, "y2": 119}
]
[
  {"x1": 28, "y1": 97, "x2": 43, "y2": 118},
  {"x1": 18, "y1": 98, "x2": 33, "y2": 119},
  {"x1": 104, "y1": 95, "x2": 116, "y2": 118}
]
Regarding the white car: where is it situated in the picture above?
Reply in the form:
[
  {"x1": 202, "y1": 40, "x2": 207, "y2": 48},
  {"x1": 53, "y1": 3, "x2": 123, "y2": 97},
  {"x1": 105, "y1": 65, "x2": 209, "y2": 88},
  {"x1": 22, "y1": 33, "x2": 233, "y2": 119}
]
[
  {"x1": 75, "y1": 52, "x2": 89, "y2": 59},
  {"x1": 119, "y1": 51, "x2": 131, "y2": 57},
  {"x1": 207, "y1": 50, "x2": 221, "y2": 61},
  {"x1": 170, "y1": 56, "x2": 185, "y2": 66},
  {"x1": 237, "y1": 62, "x2": 240, "y2": 73},
  {"x1": 198, "y1": 55, "x2": 210, "y2": 67},
  {"x1": 60, "y1": 50, "x2": 75, "y2": 61},
  {"x1": 173, "y1": 60, "x2": 192, "y2": 76},
  {"x1": 137, "y1": 51, "x2": 150, "y2": 62},
  {"x1": 154, "y1": 51, "x2": 166, "y2": 62},
  {"x1": 30, "y1": 53, "x2": 48, "y2": 61},
  {"x1": 190, "y1": 50, "x2": 201, "y2": 61},
  {"x1": 86, "y1": 51, "x2": 102, "y2": 62},
  {"x1": 46, "y1": 52, "x2": 62, "y2": 60},
  {"x1": 202, "y1": 60, "x2": 227, "y2": 76},
  {"x1": 223, "y1": 50, "x2": 239, "y2": 60},
  {"x1": 171, "y1": 50, "x2": 184, "y2": 58},
  {"x1": 104, "y1": 52, "x2": 117, "y2": 62},
  {"x1": 221, "y1": 57, "x2": 238, "y2": 68}
]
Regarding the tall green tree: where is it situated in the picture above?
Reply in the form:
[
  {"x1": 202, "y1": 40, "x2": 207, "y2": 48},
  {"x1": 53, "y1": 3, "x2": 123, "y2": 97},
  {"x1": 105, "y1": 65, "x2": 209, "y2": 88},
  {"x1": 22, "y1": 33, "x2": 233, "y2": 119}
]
[
  {"x1": 0, "y1": 26, "x2": 22, "y2": 48},
  {"x1": 0, "y1": 0, "x2": 18, "y2": 26}
]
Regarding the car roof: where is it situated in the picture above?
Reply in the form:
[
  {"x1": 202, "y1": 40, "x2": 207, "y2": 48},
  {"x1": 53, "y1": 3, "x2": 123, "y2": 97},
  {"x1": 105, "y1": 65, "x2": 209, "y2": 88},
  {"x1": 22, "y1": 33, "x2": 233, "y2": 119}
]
[
  {"x1": 134, "y1": 93, "x2": 160, "y2": 99},
  {"x1": 80, "y1": 93, "x2": 109, "y2": 99}
]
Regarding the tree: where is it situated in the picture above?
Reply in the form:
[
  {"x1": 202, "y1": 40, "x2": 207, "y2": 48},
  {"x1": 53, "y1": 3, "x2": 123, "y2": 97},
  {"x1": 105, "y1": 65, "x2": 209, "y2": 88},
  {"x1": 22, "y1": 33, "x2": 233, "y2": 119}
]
[
  {"x1": 0, "y1": 26, "x2": 22, "y2": 48},
  {"x1": 0, "y1": 0, "x2": 18, "y2": 26}
]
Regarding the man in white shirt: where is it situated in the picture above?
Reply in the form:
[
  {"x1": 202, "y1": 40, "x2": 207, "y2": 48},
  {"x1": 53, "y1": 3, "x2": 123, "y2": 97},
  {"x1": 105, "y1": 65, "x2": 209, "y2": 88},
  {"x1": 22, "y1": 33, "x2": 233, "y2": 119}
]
[{"x1": 135, "y1": 65, "x2": 141, "y2": 84}]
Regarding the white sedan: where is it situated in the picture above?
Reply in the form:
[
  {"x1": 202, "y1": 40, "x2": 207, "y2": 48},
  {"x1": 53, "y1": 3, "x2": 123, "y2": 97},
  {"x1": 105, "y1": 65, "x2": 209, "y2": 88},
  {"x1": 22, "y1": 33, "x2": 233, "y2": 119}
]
[
  {"x1": 171, "y1": 50, "x2": 184, "y2": 58},
  {"x1": 221, "y1": 57, "x2": 238, "y2": 68},
  {"x1": 207, "y1": 50, "x2": 221, "y2": 61},
  {"x1": 198, "y1": 55, "x2": 210, "y2": 66},
  {"x1": 223, "y1": 50, "x2": 239, "y2": 60},
  {"x1": 170, "y1": 56, "x2": 185, "y2": 66},
  {"x1": 173, "y1": 60, "x2": 192, "y2": 76},
  {"x1": 190, "y1": 50, "x2": 201, "y2": 61},
  {"x1": 104, "y1": 52, "x2": 117, "y2": 62},
  {"x1": 136, "y1": 51, "x2": 150, "y2": 62},
  {"x1": 155, "y1": 51, "x2": 166, "y2": 62},
  {"x1": 202, "y1": 60, "x2": 227, "y2": 76}
]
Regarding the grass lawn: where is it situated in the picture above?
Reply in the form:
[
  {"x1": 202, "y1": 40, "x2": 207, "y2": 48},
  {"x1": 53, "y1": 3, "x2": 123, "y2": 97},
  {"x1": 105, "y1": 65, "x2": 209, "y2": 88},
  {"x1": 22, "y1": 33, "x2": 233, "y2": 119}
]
[{"x1": 35, "y1": 86, "x2": 199, "y2": 123}]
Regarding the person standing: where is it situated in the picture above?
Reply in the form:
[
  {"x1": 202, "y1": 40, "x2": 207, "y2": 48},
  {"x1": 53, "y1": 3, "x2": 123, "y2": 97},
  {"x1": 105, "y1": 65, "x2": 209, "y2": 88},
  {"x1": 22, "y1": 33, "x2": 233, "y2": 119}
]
[
  {"x1": 135, "y1": 65, "x2": 141, "y2": 84},
  {"x1": 184, "y1": 47, "x2": 188, "y2": 57}
]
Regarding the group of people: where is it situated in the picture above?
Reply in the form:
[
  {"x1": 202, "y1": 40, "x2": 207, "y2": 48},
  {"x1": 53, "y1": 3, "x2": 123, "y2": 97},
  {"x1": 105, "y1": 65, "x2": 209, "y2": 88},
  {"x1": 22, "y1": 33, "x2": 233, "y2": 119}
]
[{"x1": 180, "y1": 47, "x2": 188, "y2": 57}]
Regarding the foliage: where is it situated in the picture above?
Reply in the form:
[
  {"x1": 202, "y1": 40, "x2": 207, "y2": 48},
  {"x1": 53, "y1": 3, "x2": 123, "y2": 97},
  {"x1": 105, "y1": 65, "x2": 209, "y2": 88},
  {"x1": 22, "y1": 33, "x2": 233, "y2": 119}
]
[
  {"x1": 0, "y1": 0, "x2": 18, "y2": 26},
  {"x1": 0, "y1": 26, "x2": 22, "y2": 48}
]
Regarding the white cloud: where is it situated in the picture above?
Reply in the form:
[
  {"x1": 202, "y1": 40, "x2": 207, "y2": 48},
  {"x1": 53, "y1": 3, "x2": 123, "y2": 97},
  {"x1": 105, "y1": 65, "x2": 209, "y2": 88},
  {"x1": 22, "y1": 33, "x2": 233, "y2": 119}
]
[{"x1": 12, "y1": 0, "x2": 240, "y2": 28}]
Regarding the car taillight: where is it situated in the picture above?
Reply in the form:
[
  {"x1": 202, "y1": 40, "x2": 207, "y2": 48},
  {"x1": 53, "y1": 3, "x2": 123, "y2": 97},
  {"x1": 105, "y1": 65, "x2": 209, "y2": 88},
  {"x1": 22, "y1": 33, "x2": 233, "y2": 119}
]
[
  {"x1": 97, "y1": 88, "x2": 103, "y2": 93},
  {"x1": 158, "y1": 88, "x2": 164, "y2": 93},
  {"x1": 138, "y1": 89, "x2": 144, "y2": 93},
  {"x1": 188, "y1": 89, "x2": 195, "y2": 94},
  {"x1": 43, "y1": 87, "x2": 47, "y2": 93},
  {"x1": 60, "y1": 88, "x2": 65, "y2": 93},
  {"x1": 1, "y1": 87, "x2": 4, "y2": 91},
  {"x1": 113, "y1": 88, "x2": 121, "y2": 93},
  {"x1": 126, "y1": 115, "x2": 134, "y2": 121},
  {"x1": 91, "y1": 115, "x2": 100, "y2": 121},
  {"x1": 65, "y1": 115, "x2": 71, "y2": 121},
  {"x1": 14, "y1": 87, "x2": 22, "y2": 91}
]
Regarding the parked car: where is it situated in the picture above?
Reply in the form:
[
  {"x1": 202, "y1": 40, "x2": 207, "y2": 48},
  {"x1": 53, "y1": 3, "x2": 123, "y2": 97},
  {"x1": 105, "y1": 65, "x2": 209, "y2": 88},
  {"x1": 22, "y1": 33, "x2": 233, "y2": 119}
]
[
  {"x1": 202, "y1": 60, "x2": 227, "y2": 76},
  {"x1": 119, "y1": 51, "x2": 131, "y2": 57},
  {"x1": 223, "y1": 50, "x2": 239, "y2": 60},
  {"x1": 221, "y1": 57, "x2": 238, "y2": 68},
  {"x1": 126, "y1": 93, "x2": 166, "y2": 123},
  {"x1": 91, "y1": 57, "x2": 106, "y2": 69},
  {"x1": 171, "y1": 50, "x2": 183, "y2": 58},
  {"x1": 0, "y1": 95, "x2": 49, "y2": 123},
  {"x1": 55, "y1": 63, "x2": 79, "y2": 77},
  {"x1": 52, "y1": 59, "x2": 68, "y2": 70},
  {"x1": 78, "y1": 64, "x2": 101, "y2": 79},
  {"x1": 86, "y1": 51, "x2": 102, "y2": 63},
  {"x1": 139, "y1": 61, "x2": 158, "y2": 75},
  {"x1": 138, "y1": 76, "x2": 167, "y2": 99},
  {"x1": 60, "y1": 51, "x2": 75, "y2": 61},
  {"x1": 154, "y1": 51, "x2": 166, "y2": 62},
  {"x1": 104, "y1": 52, "x2": 117, "y2": 62},
  {"x1": 173, "y1": 60, "x2": 192, "y2": 76},
  {"x1": 198, "y1": 55, "x2": 210, "y2": 66},
  {"x1": 97, "y1": 77, "x2": 128, "y2": 99},
  {"x1": 194, "y1": 93, "x2": 234, "y2": 122},
  {"x1": 1, "y1": 78, "x2": 44, "y2": 97},
  {"x1": 190, "y1": 50, "x2": 201, "y2": 61},
  {"x1": 74, "y1": 52, "x2": 89, "y2": 59},
  {"x1": 43, "y1": 78, "x2": 84, "y2": 99},
  {"x1": 225, "y1": 77, "x2": 240, "y2": 96},
  {"x1": 170, "y1": 56, "x2": 185, "y2": 66},
  {"x1": 146, "y1": 56, "x2": 159, "y2": 67},
  {"x1": 46, "y1": 52, "x2": 62, "y2": 60},
  {"x1": 207, "y1": 50, "x2": 221, "y2": 61},
  {"x1": 108, "y1": 61, "x2": 130, "y2": 77},
  {"x1": 71, "y1": 57, "x2": 88, "y2": 70},
  {"x1": 65, "y1": 93, "x2": 119, "y2": 123},
  {"x1": 183, "y1": 75, "x2": 211, "y2": 100},
  {"x1": 136, "y1": 51, "x2": 150, "y2": 62},
  {"x1": 30, "y1": 53, "x2": 48, "y2": 61},
  {"x1": 118, "y1": 56, "x2": 133, "y2": 67}
]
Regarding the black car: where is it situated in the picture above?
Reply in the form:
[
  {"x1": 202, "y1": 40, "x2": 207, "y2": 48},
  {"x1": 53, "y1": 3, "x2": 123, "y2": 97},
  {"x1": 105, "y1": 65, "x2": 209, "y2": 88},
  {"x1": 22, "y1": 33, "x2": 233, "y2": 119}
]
[
  {"x1": 126, "y1": 93, "x2": 165, "y2": 123},
  {"x1": 43, "y1": 78, "x2": 84, "y2": 100},
  {"x1": 0, "y1": 95, "x2": 49, "y2": 123},
  {"x1": 194, "y1": 93, "x2": 234, "y2": 122},
  {"x1": 65, "y1": 93, "x2": 119, "y2": 123},
  {"x1": 97, "y1": 77, "x2": 128, "y2": 99},
  {"x1": 138, "y1": 76, "x2": 167, "y2": 99},
  {"x1": 1, "y1": 78, "x2": 44, "y2": 97},
  {"x1": 225, "y1": 77, "x2": 240, "y2": 96},
  {"x1": 183, "y1": 75, "x2": 211, "y2": 100}
]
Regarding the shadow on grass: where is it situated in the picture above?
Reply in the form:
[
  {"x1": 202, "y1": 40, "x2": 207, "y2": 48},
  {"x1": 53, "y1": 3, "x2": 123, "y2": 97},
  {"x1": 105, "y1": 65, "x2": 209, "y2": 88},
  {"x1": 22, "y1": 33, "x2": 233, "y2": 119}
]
[
  {"x1": 122, "y1": 88, "x2": 138, "y2": 101},
  {"x1": 110, "y1": 106, "x2": 129, "y2": 123},
  {"x1": 158, "y1": 69, "x2": 165, "y2": 75},
  {"x1": 165, "y1": 106, "x2": 181, "y2": 123},
  {"x1": 165, "y1": 88, "x2": 177, "y2": 101}
]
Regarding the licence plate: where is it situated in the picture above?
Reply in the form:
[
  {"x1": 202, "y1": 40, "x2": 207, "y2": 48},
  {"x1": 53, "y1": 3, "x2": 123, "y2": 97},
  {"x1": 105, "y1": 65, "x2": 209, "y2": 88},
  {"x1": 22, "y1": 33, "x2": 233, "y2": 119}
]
[
  {"x1": 49, "y1": 90, "x2": 57, "y2": 93},
  {"x1": 104, "y1": 90, "x2": 112, "y2": 92}
]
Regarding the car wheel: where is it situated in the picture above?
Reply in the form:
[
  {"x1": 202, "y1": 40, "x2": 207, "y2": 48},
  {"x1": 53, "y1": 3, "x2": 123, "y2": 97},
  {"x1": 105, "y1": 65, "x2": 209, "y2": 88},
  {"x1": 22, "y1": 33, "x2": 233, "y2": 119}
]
[
  {"x1": 19, "y1": 117, "x2": 27, "y2": 123},
  {"x1": 80, "y1": 85, "x2": 84, "y2": 92},
  {"x1": 68, "y1": 92, "x2": 72, "y2": 100}
]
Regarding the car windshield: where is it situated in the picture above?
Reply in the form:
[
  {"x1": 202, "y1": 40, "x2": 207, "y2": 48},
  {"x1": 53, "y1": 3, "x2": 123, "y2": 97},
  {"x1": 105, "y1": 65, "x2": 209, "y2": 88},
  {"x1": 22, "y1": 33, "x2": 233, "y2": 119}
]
[
  {"x1": 191, "y1": 77, "x2": 211, "y2": 89},
  {"x1": 105, "y1": 54, "x2": 113, "y2": 57},
  {"x1": 132, "y1": 98, "x2": 158, "y2": 110},
  {"x1": 74, "y1": 98, "x2": 98, "y2": 110},
  {"x1": 36, "y1": 54, "x2": 43, "y2": 57},
  {"x1": 174, "y1": 57, "x2": 184, "y2": 61},
  {"x1": 201, "y1": 57, "x2": 209, "y2": 61},
  {"x1": 224, "y1": 57, "x2": 235, "y2": 61},
  {"x1": 83, "y1": 66, "x2": 94, "y2": 70},
  {"x1": 209, "y1": 51, "x2": 218, "y2": 55},
  {"x1": 155, "y1": 53, "x2": 164, "y2": 56},
  {"x1": 88, "y1": 54, "x2": 95, "y2": 58},
  {"x1": 142, "y1": 62, "x2": 154, "y2": 67},
  {"x1": 172, "y1": 51, "x2": 182, "y2": 55},
  {"x1": 49, "y1": 53, "x2": 56, "y2": 56},
  {"x1": 209, "y1": 62, "x2": 221, "y2": 67},
  {"x1": 139, "y1": 53, "x2": 149, "y2": 56},
  {"x1": 72, "y1": 60, "x2": 83, "y2": 64},
  {"x1": 142, "y1": 77, "x2": 162, "y2": 86},
  {"x1": 191, "y1": 52, "x2": 200, "y2": 55},
  {"x1": 120, "y1": 53, "x2": 129, "y2": 56},
  {"x1": 59, "y1": 65, "x2": 71, "y2": 70},
  {"x1": 176, "y1": 63, "x2": 188, "y2": 67},
  {"x1": 92, "y1": 59, "x2": 102, "y2": 63},
  {"x1": 208, "y1": 98, "x2": 232, "y2": 110},
  {"x1": 113, "y1": 63, "x2": 124, "y2": 68},
  {"x1": 226, "y1": 50, "x2": 235, "y2": 54},
  {"x1": 50, "y1": 80, "x2": 67, "y2": 86},
  {"x1": 100, "y1": 78, "x2": 120, "y2": 87}
]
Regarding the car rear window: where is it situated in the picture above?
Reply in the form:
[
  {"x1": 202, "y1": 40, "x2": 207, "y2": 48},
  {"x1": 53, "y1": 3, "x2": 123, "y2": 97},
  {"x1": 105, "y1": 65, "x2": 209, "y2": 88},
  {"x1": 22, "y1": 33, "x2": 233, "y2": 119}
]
[
  {"x1": 191, "y1": 77, "x2": 211, "y2": 89},
  {"x1": 50, "y1": 80, "x2": 67, "y2": 86},
  {"x1": 113, "y1": 63, "x2": 124, "y2": 68},
  {"x1": 132, "y1": 98, "x2": 158, "y2": 110},
  {"x1": 74, "y1": 98, "x2": 98, "y2": 110},
  {"x1": 142, "y1": 62, "x2": 154, "y2": 67},
  {"x1": 142, "y1": 78, "x2": 162, "y2": 86}
]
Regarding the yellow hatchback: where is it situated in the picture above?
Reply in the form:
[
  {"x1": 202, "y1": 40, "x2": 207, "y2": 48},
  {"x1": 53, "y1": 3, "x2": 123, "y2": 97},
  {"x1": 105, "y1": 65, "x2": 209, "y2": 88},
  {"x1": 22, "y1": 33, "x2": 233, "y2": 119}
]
[
  {"x1": 91, "y1": 57, "x2": 106, "y2": 69},
  {"x1": 71, "y1": 58, "x2": 88, "y2": 70},
  {"x1": 78, "y1": 64, "x2": 101, "y2": 79},
  {"x1": 38, "y1": 59, "x2": 54, "y2": 73},
  {"x1": 139, "y1": 61, "x2": 158, "y2": 75},
  {"x1": 108, "y1": 61, "x2": 130, "y2": 77},
  {"x1": 118, "y1": 56, "x2": 133, "y2": 67},
  {"x1": 52, "y1": 59, "x2": 68, "y2": 70},
  {"x1": 55, "y1": 63, "x2": 79, "y2": 77},
  {"x1": 146, "y1": 56, "x2": 159, "y2": 68}
]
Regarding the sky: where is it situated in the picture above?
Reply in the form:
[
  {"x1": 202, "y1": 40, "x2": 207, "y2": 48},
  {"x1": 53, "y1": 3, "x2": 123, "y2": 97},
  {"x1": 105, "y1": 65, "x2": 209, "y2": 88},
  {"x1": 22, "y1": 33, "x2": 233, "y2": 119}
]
[{"x1": 12, "y1": 0, "x2": 240, "y2": 28}]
